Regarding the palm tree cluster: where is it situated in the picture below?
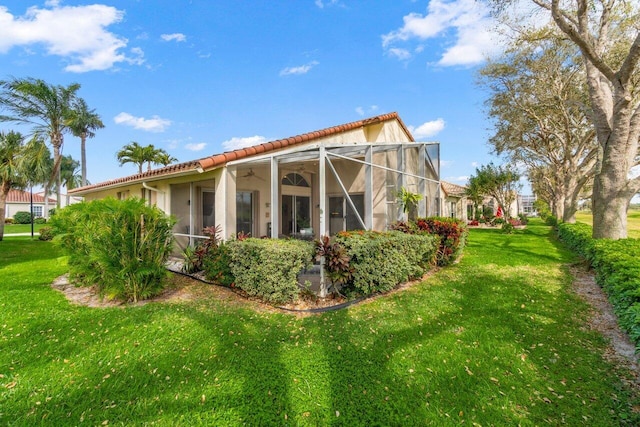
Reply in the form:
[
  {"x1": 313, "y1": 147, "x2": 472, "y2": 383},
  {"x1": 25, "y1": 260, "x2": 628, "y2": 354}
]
[
  {"x1": 116, "y1": 141, "x2": 177, "y2": 174},
  {"x1": 0, "y1": 77, "x2": 103, "y2": 209}
]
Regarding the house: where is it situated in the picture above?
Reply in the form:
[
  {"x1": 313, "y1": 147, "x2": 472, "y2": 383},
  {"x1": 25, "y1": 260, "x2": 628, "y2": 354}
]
[
  {"x1": 440, "y1": 181, "x2": 468, "y2": 221},
  {"x1": 69, "y1": 113, "x2": 441, "y2": 249},
  {"x1": 5, "y1": 189, "x2": 56, "y2": 219}
]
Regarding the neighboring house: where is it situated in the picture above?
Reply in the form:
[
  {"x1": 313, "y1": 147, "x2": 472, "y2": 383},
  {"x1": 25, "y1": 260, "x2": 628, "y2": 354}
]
[
  {"x1": 518, "y1": 194, "x2": 537, "y2": 216},
  {"x1": 5, "y1": 189, "x2": 56, "y2": 219},
  {"x1": 70, "y1": 113, "x2": 441, "y2": 249},
  {"x1": 440, "y1": 181, "x2": 468, "y2": 221}
]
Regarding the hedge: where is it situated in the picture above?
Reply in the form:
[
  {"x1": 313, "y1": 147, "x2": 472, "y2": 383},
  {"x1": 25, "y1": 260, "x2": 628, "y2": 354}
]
[
  {"x1": 558, "y1": 222, "x2": 640, "y2": 348},
  {"x1": 335, "y1": 230, "x2": 438, "y2": 295},
  {"x1": 391, "y1": 217, "x2": 468, "y2": 266},
  {"x1": 226, "y1": 238, "x2": 314, "y2": 304}
]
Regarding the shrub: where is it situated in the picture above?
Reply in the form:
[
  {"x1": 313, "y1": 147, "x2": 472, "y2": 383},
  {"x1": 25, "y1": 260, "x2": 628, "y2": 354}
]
[
  {"x1": 226, "y1": 238, "x2": 314, "y2": 304},
  {"x1": 467, "y1": 220, "x2": 479, "y2": 226},
  {"x1": 545, "y1": 215, "x2": 559, "y2": 227},
  {"x1": 181, "y1": 225, "x2": 221, "y2": 274},
  {"x1": 558, "y1": 223, "x2": 640, "y2": 347},
  {"x1": 4, "y1": 217, "x2": 14, "y2": 224},
  {"x1": 34, "y1": 217, "x2": 46, "y2": 224},
  {"x1": 501, "y1": 221, "x2": 514, "y2": 234},
  {"x1": 203, "y1": 243, "x2": 234, "y2": 287},
  {"x1": 13, "y1": 211, "x2": 32, "y2": 224},
  {"x1": 336, "y1": 230, "x2": 438, "y2": 295},
  {"x1": 414, "y1": 217, "x2": 468, "y2": 266},
  {"x1": 518, "y1": 213, "x2": 529, "y2": 225},
  {"x1": 315, "y1": 236, "x2": 354, "y2": 293},
  {"x1": 38, "y1": 226, "x2": 54, "y2": 241},
  {"x1": 50, "y1": 197, "x2": 176, "y2": 303}
]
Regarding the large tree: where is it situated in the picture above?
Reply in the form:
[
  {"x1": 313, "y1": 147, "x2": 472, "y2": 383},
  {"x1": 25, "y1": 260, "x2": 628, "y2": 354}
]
[
  {"x1": 0, "y1": 131, "x2": 50, "y2": 240},
  {"x1": 489, "y1": 0, "x2": 640, "y2": 238},
  {"x1": 468, "y1": 163, "x2": 521, "y2": 218},
  {"x1": 478, "y1": 32, "x2": 598, "y2": 223},
  {"x1": 66, "y1": 98, "x2": 104, "y2": 187},
  {"x1": 117, "y1": 142, "x2": 176, "y2": 174},
  {"x1": 0, "y1": 77, "x2": 80, "y2": 208}
]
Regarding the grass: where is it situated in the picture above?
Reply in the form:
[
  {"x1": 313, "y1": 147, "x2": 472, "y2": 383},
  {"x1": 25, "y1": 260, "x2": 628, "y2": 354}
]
[
  {"x1": 1, "y1": 220, "x2": 639, "y2": 425},
  {"x1": 575, "y1": 209, "x2": 640, "y2": 238},
  {"x1": 2, "y1": 223, "x2": 46, "y2": 235}
]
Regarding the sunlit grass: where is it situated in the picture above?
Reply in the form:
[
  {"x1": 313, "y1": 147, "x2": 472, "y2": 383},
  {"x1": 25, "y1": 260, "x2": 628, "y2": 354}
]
[
  {"x1": 1, "y1": 222, "x2": 638, "y2": 425},
  {"x1": 2, "y1": 223, "x2": 45, "y2": 235}
]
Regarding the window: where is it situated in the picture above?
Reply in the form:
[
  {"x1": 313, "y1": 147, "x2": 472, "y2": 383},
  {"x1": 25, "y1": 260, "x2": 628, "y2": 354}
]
[
  {"x1": 450, "y1": 202, "x2": 457, "y2": 218},
  {"x1": 202, "y1": 190, "x2": 215, "y2": 229},
  {"x1": 236, "y1": 191, "x2": 254, "y2": 236},
  {"x1": 31, "y1": 206, "x2": 43, "y2": 217},
  {"x1": 282, "y1": 172, "x2": 309, "y2": 187}
]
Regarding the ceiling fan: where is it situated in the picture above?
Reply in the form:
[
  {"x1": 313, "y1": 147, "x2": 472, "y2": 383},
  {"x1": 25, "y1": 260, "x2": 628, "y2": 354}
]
[{"x1": 240, "y1": 168, "x2": 265, "y2": 180}]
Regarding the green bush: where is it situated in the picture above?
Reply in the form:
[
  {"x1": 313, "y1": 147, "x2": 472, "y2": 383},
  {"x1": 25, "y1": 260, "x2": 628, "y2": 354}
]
[
  {"x1": 335, "y1": 230, "x2": 438, "y2": 296},
  {"x1": 558, "y1": 223, "x2": 640, "y2": 347},
  {"x1": 50, "y1": 197, "x2": 176, "y2": 303},
  {"x1": 226, "y1": 238, "x2": 314, "y2": 304},
  {"x1": 13, "y1": 211, "x2": 32, "y2": 224},
  {"x1": 203, "y1": 243, "x2": 234, "y2": 287},
  {"x1": 501, "y1": 221, "x2": 514, "y2": 234},
  {"x1": 38, "y1": 226, "x2": 54, "y2": 241},
  {"x1": 34, "y1": 217, "x2": 47, "y2": 224}
]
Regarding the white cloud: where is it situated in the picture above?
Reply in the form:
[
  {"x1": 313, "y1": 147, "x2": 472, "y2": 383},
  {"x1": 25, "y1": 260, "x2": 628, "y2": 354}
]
[
  {"x1": 440, "y1": 160, "x2": 454, "y2": 168},
  {"x1": 355, "y1": 105, "x2": 379, "y2": 116},
  {"x1": 114, "y1": 112, "x2": 171, "y2": 133},
  {"x1": 279, "y1": 60, "x2": 319, "y2": 76},
  {"x1": 381, "y1": 0, "x2": 503, "y2": 67},
  {"x1": 0, "y1": 3, "x2": 142, "y2": 72},
  {"x1": 222, "y1": 135, "x2": 269, "y2": 151},
  {"x1": 315, "y1": 0, "x2": 340, "y2": 8},
  {"x1": 185, "y1": 142, "x2": 207, "y2": 151},
  {"x1": 161, "y1": 33, "x2": 186, "y2": 42},
  {"x1": 471, "y1": 161, "x2": 479, "y2": 167},
  {"x1": 409, "y1": 118, "x2": 445, "y2": 139}
]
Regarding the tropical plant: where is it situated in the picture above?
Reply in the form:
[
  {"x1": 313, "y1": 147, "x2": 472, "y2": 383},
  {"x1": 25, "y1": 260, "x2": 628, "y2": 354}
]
[
  {"x1": 0, "y1": 77, "x2": 80, "y2": 207},
  {"x1": 66, "y1": 98, "x2": 104, "y2": 186},
  {"x1": 0, "y1": 131, "x2": 50, "y2": 240},
  {"x1": 117, "y1": 142, "x2": 176, "y2": 174},
  {"x1": 315, "y1": 235, "x2": 354, "y2": 295},
  {"x1": 396, "y1": 187, "x2": 423, "y2": 220},
  {"x1": 50, "y1": 197, "x2": 176, "y2": 302}
]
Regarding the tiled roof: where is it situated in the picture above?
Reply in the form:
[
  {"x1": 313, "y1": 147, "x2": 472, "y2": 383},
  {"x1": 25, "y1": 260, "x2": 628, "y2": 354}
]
[
  {"x1": 7, "y1": 189, "x2": 56, "y2": 204},
  {"x1": 70, "y1": 112, "x2": 412, "y2": 195},
  {"x1": 441, "y1": 181, "x2": 467, "y2": 196}
]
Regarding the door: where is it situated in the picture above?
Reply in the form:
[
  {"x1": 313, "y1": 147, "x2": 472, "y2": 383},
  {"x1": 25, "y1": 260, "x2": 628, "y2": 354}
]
[
  {"x1": 282, "y1": 195, "x2": 311, "y2": 236},
  {"x1": 329, "y1": 194, "x2": 365, "y2": 235}
]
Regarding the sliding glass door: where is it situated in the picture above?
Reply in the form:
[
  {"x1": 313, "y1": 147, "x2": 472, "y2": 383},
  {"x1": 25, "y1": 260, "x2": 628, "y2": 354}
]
[{"x1": 282, "y1": 195, "x2": 311, "y2": 236}]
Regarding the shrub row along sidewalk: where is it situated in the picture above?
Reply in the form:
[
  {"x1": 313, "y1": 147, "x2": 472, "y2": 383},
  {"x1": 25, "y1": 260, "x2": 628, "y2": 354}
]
[{"x1": 558, "y1": 222, "x2": 640, "y2": 348}]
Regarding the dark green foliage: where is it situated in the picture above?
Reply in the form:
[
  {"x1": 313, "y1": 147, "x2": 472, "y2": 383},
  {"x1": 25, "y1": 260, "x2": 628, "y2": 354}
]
[
  {"x1": 335, "y1": 230, "x2": 438, "y2": 295},
  {"x1": 50, "y1": 197, "x2": 175, "y2": 302},
  {"x1": 13, "y1": 211, "x2": 32, "y2": 224},
  {"x1": 546, "y1": 215, "x2": 559, "y2": 227},
  {"x1": 558, "y1": 222, "x2": 640, "y2": 347},
  {"x1": 226, "y1": 238, "x2": 314, "y2": 304},
  {"x1": 34, "y1": 217, "x2": 46, "y2": 224},
  {"x1": 202, "y1": 243, "x2": 234, "y2": 287},
  {"x1": 38, "y1": 226, "x2": 54, "y2": 241}
]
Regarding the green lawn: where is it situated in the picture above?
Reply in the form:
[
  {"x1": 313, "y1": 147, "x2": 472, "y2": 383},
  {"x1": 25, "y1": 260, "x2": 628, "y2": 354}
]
[
  {"x1": 2, "y1": 223, "x2": 46, "y2": 235},
  {"x1": 575, "y1": 209, "x2": 640, "y2": 238},
  {"x1": 1, "y1": 221, "x2": 638, "y2": 425}
]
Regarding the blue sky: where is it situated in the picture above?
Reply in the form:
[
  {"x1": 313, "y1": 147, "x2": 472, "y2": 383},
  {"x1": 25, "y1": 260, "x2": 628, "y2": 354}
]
[{"x1": 0, "y1": 0, "x2": 516, "y2": 188}]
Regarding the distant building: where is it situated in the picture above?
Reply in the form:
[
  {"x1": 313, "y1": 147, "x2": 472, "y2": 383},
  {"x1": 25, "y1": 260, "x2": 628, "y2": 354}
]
[
  {"x1": 518, "y1": 195, "x2": 537, "y2": 216},
  {"x1": 5, "y1": 189, "x2": 56, "y2": 219}
]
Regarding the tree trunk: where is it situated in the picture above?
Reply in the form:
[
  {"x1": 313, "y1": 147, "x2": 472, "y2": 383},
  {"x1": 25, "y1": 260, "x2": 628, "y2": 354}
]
[
  {"x1": 54, "y1": 144, "x2": 62, "y2": 209},
  {"x1": 592, "y1": 164, "x2": 629, "y2": 239},
  {"x1": 81, "y1": 133, "x2": 87, "y2": 186},
  {"x1": 0, "y1": 181, "x2": 9, "y2": 241}
]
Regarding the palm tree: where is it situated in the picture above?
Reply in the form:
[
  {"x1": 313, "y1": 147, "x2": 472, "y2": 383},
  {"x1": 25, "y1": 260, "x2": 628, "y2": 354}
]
[
  {"x1": 66, "y1": 98, "x2": 104, "y2": 186},
  {"x1": 0, "y1": 77, "x2": 80, "y2": 208},
  {"x1": 0, "y1": 131, "x2": 50, "y2": 240},
  {"x1": 153, "y1": 150, "x2": 177, "y2": 168},
  {"x1": 117, "y1": 142, "x2": 177, "y2": 173},
  {"x1": 116, "y1": 141, "x2": 150, "y2": 174},
  {"x1": 59, "y1": 155, "x2": 83, "y2": 206}
]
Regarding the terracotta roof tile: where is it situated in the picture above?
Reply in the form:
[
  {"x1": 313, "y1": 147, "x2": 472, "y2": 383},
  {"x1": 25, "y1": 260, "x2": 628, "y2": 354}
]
[
  {"x1": 70, "y1": 112, "x2": 413, "y2": 195},
  {"x1": 441, "y1": 181, "x2": 467, "y2": 196},
  {"x1": 7, "y1": 189, "x2": 56, "y2": 204}
]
